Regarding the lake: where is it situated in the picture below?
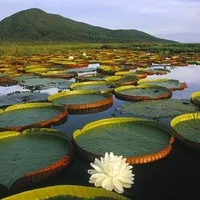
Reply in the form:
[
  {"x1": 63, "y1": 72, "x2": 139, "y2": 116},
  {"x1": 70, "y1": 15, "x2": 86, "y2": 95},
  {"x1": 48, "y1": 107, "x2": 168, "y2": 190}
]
[{"x1": 0, "y1": 64, "x2": 200, "y2": 200}]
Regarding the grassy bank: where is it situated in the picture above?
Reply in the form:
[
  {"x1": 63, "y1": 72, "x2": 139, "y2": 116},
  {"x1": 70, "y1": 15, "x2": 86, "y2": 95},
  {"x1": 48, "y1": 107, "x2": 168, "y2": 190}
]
[{"x1": 0, "y1": 42, "x2": 200, "y2": 57}]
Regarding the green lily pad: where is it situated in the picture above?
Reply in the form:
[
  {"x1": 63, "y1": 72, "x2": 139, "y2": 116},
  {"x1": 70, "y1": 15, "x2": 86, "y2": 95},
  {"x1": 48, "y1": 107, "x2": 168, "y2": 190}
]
[
  {"x1": 70, "y1": 81, "x2": 114, "y2": 92},
  {"x1": 74, "y1": 117, "x2": 173, "y2": 164},
  {"x1": 191, "y1": 91, "x2": 200, "y2": 106},
  {"x1": 114, "y1": 85, "x2": 172, "y2": 101},
  {"x1": 66, "y1": 67, "x2": 96, "y2": 73},
  {"x1": 138, "y1": 79, "x2": 187, "y2": 91},
  {"x1": 19, "y1": 77, "x2": 72, "y2": 90},
  {"x1": 152, "y1": 68, "x2": 171, "y2": 75},
  {"x1": 0, "y1": 92, "x2": 49, "y2": 107},
  {"x1": 136, "y1": 68, "x2": 155, "y2": 75},
  {"x1": 25, "y1": 67, "x2": 49, "y2": 74},
  {"x1": 115, "y1": 71, "x2": 147, "y2": 79},
  {"x1": 97, "y1": 65, "x2": 124, "y2": 75},
  {"x1": 116, "y1": 99, "x2": 198, "y2": 119},
  {"x1": 2, "y1": 185, "x2": 127, "y2": 200},
  {"x1": 48, "y1": 90, "x2": 113, "y2": 112},
  {"x1": 106, "y1": 75, "x2": 138, "y2": 86},
  {"x1": 136, "y1": 68, "x2": 170, "y2": 75},
  {"x1": 42, "y1": 70, "x2": 78, "y2": 79},
  {"x1": 10, "y1": 75, "x2": 40, "y2": 82},
  {"x1": 75, "y1": 74, "x2": 107, "y2": 82},
  {"x1": 0, "y1": 103, "x2": 68, "y2": 131},
  {"x1": 0, "y1": 128, "x2": 73, "y2": 189},
  {"x1": 171, "y1": 112, "x2": 200, "y2": 149}
]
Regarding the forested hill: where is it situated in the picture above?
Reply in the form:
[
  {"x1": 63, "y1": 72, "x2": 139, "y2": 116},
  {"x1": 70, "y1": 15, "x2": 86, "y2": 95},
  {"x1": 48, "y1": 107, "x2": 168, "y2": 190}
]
[{"x1": 0, "y1": 8, "x2": 174, "y2": 43}]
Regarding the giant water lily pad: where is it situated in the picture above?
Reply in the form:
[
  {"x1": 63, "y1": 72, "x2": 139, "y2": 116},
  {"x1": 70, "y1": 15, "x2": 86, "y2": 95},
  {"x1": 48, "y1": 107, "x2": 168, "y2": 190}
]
[
  {"x1": 75, "y1": 73, "x2": 107, "y2": 82},
  {"x1": 138, "y1": 79, "x2": 187, "y2": 91},
  {"x1": 0, "y1": 103, "x2": 68, "y2": 131},
  {"x1": 115, "y1": 71, "x2": 147, "y2": 79},
  {"x1": 114, "y1": 85, "x2": 172, "y2": 101},
  {"x1": 0, "y1": 128, "x2": 73, "y2": 189},
  {"x1": 25, "y1": 66, "x2": 50, "y2": 74},
  {"x1": 73, "y1": 117, "x2": 174, "y2": 164},
  {"x1": 19, "y1": 77, "x2": 72, "y2": 90},
  {"x1": 0, "y1": 77, "x2": 18, "y2": 86},
  {"x1": 136, "y1": 68, "x2": 170, "y2": 75},
  {"x1": 106, "y1": 75, "x2": 138, "y2": 86},
  {"x1": 116, "y1": 99, "x2": 199, "y2": 119},
  {"x1": 42, "y1": 70, "x2": 78, "y2": 79},
  {"x1": 136, "y1": 68, "x2": 155, "y2": 75},
  {"x1": 2, "y1": 185, "x2": 126, "y2": 200},
  {"x1": 10, "y1": 75, "x2": 40, "y2": 82},
  {"x1": 0, "y1": 92, "x2": 49, "y2": 107},
  {"x1": 171, "y1": 113, "x2": 200, "y2": 149},
  {"x1": 70, "y1": 81, "x2": 114, "y2": 92},
  {"x1": 66, "y1": 67, "x2": 96, "y2": 73},
  {"x1": 152, "y1": 68, "x2": 171, "y2": 75},
  {"x1": 191, "y1": 91, "x2": 200, "y2": 106},
  {"x1": 97, "y1": 65, "x2": 124, "y2": 75},
  {"x1": 48, "y1": 90, "x2": 113, "y2": 113}
]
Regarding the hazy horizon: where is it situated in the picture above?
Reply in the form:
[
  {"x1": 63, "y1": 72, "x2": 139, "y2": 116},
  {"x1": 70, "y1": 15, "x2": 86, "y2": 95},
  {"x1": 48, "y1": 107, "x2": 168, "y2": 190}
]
[{"x1": 0, "y1": 0, "x2": 200, "y2": 43}]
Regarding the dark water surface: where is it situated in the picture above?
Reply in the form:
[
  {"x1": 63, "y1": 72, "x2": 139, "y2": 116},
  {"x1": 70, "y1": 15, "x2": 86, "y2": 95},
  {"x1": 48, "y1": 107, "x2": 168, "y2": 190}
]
[{"x1": 0, "y1": 65, "x2": 200, "y2": 200}]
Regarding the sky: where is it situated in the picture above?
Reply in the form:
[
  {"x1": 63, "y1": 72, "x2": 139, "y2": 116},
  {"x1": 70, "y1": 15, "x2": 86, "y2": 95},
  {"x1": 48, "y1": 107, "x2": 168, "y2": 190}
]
[{"x1": 0, "y1": 0, "x2": 200, "y2": 42}]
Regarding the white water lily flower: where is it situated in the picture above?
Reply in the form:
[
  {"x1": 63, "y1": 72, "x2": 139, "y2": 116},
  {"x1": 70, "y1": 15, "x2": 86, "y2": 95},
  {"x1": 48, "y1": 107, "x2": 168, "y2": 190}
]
[
  {"x1": 88, "y1": 152, "x2": 135, "y2": 194},
  {"x1": 68, "y1": 56, "x2": 74, "y2": 60},
  {"x1": 82, "y1": 52, "x2": 87, "y2": 56}
]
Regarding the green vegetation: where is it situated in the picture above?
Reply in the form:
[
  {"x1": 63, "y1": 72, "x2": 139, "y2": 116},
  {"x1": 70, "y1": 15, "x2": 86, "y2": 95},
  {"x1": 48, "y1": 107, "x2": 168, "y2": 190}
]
[
  {"x1": 0, "y1": 42, "x2": 200, "y2": 57},
  {"x1": 0, "y1": 8, "x2": 172, "y2": 43}
]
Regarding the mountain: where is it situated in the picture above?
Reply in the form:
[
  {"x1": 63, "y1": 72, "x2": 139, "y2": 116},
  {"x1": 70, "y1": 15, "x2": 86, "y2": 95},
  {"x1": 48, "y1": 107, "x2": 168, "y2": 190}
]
[{"x1": 0, "y1": 8, "x2": 174, "y2": 43}]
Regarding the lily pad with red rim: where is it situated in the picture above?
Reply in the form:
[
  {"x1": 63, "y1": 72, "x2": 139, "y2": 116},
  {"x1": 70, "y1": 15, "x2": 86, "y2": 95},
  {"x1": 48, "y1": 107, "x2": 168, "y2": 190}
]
[
  {"x1": 0, "y1": 103, "x2": 68, "y2": 131},
  {"x1": 138, "y1": 79, "x2": 187, "y2": 91},
  {"x1": 70, "y1": 81, "x2": 114, "y2": 93},
  {"x1": 48, "y1": 90, "x2": 113, "y2": 113},
  {"x1": 170, "y1": 112, "x2": 200, "y2": 149},
  {"x1": 73, "y1": 117, "x2": 174, "y2": 164},
  {"x1": 114, "y1": 85, "x2": 172, "y2": 101},
  {"x1": 0, "y1": 128, "x2": 73, "y2": 189}
]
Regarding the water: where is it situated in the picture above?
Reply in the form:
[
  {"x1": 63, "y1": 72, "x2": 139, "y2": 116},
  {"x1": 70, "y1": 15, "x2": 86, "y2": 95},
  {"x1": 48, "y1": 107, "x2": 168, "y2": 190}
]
[{"x1": 0, "y1": 65, "x2": 200, "y2": 200}]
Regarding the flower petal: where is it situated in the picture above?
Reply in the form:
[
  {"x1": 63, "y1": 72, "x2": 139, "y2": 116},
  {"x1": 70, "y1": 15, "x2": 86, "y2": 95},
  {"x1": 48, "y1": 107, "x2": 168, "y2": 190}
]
[
  {"x1": 105, "y1": 180, "x2": 114, "y2": 191},
  {"x1": 113, "y1": 178, "x2": 124, "y2": 194},
  {"x1": 88, "y1": 169, "x2": 97, "y2": 175},
  {"x1": 120, "y1": 182, "x2": 132, "y2": 188},
  {"x1": 94, "y1": 158, "x2": 102, "y2": 166},
  {"x1": 102, "y1": 177, "x2": 111, "y2": 189},
  {"x1": 89, "y1": 177, "x2": 96, "y2": 184},
  {"x1": 117, "y1": 176, "x2": 134, "y2": 184},
  {"x1": 90, "y1": 173, "x2": 106, "y2": 180},
  {"x1": 95, "y1": 176, "x2": 106, "y2": 187},
  {"x1": 90, "y1": 163, "x2": 103, "y2": 173}
]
